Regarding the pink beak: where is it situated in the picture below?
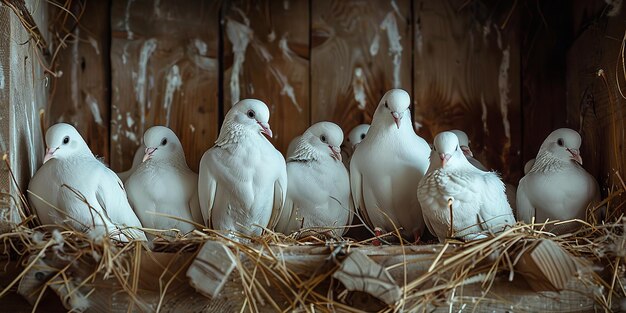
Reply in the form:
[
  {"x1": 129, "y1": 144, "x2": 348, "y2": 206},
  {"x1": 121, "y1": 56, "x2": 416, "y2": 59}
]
[
  {"x1": 258, "y1": 122, "x2": 273, "y2": 138},
  {"x1": 43, "y1": 147, "x2": 58, "y2": 164},
  {"x1": 142, "y1": 147, "x2": 157, "y2": 162},
  {"x1": 391, "y1": 112, "x2": 402, "y2": 129},
  {"x1": 330, "y1": 145, "x2": 342, "y2": 161},
  {"x1": 567, "y1": 148, "x2": 582, "y2": 165},
  {"x1": 460, "y1": 146, "x2": 473, "y2": 158},
  {"x1": 440, "y1": 153, "x2": 452, "y2": 167}
]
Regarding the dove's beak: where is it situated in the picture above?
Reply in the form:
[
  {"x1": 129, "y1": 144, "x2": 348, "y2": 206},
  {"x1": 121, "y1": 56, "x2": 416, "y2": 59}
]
[
  {"x1": 440, "y1": 153, "x2": 452, "y2": 167},
  {"x1": 460, "y1": 146, "x2": 473, "y2": 158},
  {"x1": 391, "y1": 112, "x2": 402, "y2": 129},
  {"x1": 329, "y1": 145, "x2": 342, "y2": 161},
  {"x1": 43, "y1": 147, "x2": 58, "y2": 164},
  {"x1": 142, "y1": 147, "x2": 157, "y2": 162},
  {"x1": 258, "y1": 122, "x2": 273, "y2": 138},
  {"x1": 567, "y1": 148, "x2": 582, "y2": 165}
]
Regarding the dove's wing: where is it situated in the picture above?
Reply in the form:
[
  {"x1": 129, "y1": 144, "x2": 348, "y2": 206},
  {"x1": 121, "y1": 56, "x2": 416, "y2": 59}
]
[
  {"x1": 198, "y1": 150, "x2": 218, "y2": 228},
  {"x1": 189, "y1": 185, "x2": 204, "y2": 227},
  {"x1": 516, "y1": 177, "x2": 536, "y2": 224},
  {"x1": 477, "y1": 172, "x2": 515, "y2": 232},
  {"x1": 349, "y1": 161, "x2": 373, "y2": 229},
  {"x1": 95, "y1": 166, "x2": 147, "y2": 241},
  {"x1": 267, "y1": 174, "x2": 287, "y2": 231}
]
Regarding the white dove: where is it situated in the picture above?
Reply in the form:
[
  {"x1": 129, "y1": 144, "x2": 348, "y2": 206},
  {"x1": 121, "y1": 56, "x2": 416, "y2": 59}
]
[
  {"x1": 516, "y1": 128, "x2": 600, "y2": 234},
  {"x1": 125, "y1": 126, "x2": 203, "y2": 237},
  {"x1": 286, "y1": 135, "x2": 300, "y2": 157},
  {"x1": 449, "y1": 129, "x2": 487, "y2": 171},
  {"x1": 275, "y1": 122, "x2": 352, "y2": 237},
  {"x1": 198, "y1": 99, "x2": 287, "y2": 238},
  {"x1": 342, "y1": 124, "x2": 370, "y2": 169},
  {"x1": 350, "y1": 89, "x2": 430, "y2": 242},
  {"x1": 117, "y1": 145, "x2": 145, "y2": 183},
  {"x1": 28, "y1": 123, "x2": 146, "y2": 242},
  {"x1": 418, "y1": 131, "x2": 515, "y2": 242}
]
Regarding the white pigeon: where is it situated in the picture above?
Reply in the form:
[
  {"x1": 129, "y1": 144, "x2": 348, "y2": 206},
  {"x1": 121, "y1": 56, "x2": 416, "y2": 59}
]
[
  {"x1": 516, "y1": 128, "x2": 600, "y2": 234},
  {"x1": 125, "y1": 126, "x2": 203, "y2": 237},
  {"x1": 418, "y1": 131, "x2": 516, "y2": 242},
  {"x1": 198, "y1": 99, "x2": 287, "y2": 238},
  {"x1": 275, "y1": 122, "x2": 352, "y2": 237},
  {"x1": 28, "y1": 123, "x2": 146, "y2": 242},
  {"x1": 450, "y1": 129, "x2": 487, "y2": 171},
  {"x1": 342, "y1": 124, "x2": 370, "y2": 169},
  {"x1": 117, "y1": 145, "x2": 145, "y2": 183},
  {"x1": 350, "y1": 89, "x2": 430, "y2": 241},
  {"x1": 286, "y1": 135, "x2": 300, "y2": 157}
]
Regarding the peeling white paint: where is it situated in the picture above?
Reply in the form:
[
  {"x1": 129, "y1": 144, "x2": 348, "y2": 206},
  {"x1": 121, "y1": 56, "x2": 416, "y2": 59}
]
[
  {"x1": 369, "y1": 32, "x2": 380, "y2": 56},
  {"x1": 163, "y1": 65, "x2": 182, "y2": 127},
  {"x1": 126, "y1": 112, "x2": 134, "y2": 128},
  {"x1": 352, "y1": 67, "x2": 366, "y2": 110},
  {"x1": 154, "y1": 0, "x2": 162, "y2": 17},
  {"x1": 267, "y1": 30, "x2": 276, "y2": 42},
  {"x1": 85, "y1": 93, "x2": 103, "y2": 126},
  {"x1": 606, "y1": 0, "x2": 623, "y2": 16},
  {"x1": 134, "y1": 38, "x2": 157, "y2": 133},
  {"x1": 194, "y1": 38, "x2": 207, "y2": 56},
  {"x1": 415, "y1": 20, "x2": 423, "y2": 55},
  {"x1": 0, "y1": 62, "x2": 4, "y2": 90},
  {"x1": 189, "y1": 124, "x2": 196, "y2": 133},
  {"x1": 390, "y1": 0, "x2": 402, "y2": 20},
  {"x1": 125, "y1": 0, "x2": 134, "y2": 40},
  {"x1": 413, "y1": 121, "x2": 422, "y2": 132},
  {"x1": 283, "y1": 0, "x2": 290, "y2": 10},
  {"x1": 122, "y1": 43, "x2": 129, "y2": 65},
  {"x1": 124, "y1": 130, "x2": 139, "y2": 143},
  {"x1": 279, "y1": 34, "x2": 295, "y2": 61},
  {"x1": 252, "y1": 40, "x2": 273, "y2": 63},
  {"x1": 88, "y1": 36, "x2": 100, "y2": 55},
  {"x1": 269, "y1": 67, "x2": 302, "y2": 112},
  {"x1": 480, "y1": 93, "x2": 489, "y2": 135},
  {"x1": 381, "y1": 12, "x2": 402, "y2": 88},
  {"x1": 226, "y1": 17, "x2": 253, "y2": 104},
  {"x1": 498, "y1": 46, "x2": 511, "y2": 139}
]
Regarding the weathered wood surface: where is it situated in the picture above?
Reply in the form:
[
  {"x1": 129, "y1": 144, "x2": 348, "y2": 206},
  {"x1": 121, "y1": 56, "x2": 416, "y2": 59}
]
[
  {"x1": 311, "y1": 0, "x2": 412, "y2": 138},
  {"x1": 110, "y1": 0, "x2": 220, "y2": 172},
  {"x1": 222, "y1": 0, "x2": 310, "y2": 154},
  {"x1": 566, "y1": 3, "x2": 626, "y2": 193},
  {"x1": 47, "y1": 0, "x2": 111, "y2": 162},
  {"x1": 413, "y1": 0, "x2": 522, "y2": 182}
]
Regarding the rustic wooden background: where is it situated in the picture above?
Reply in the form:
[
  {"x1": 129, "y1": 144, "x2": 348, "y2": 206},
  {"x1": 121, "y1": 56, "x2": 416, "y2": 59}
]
[{"x1": 44, "y1": 0, "x2": 626, "y2": 189}]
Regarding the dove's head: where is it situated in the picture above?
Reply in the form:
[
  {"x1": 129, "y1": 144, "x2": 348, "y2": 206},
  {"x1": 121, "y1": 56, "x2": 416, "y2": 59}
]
[
  {"x1": 376, "y1": 89, "x2": 411, "y2": 129},
  {"x1": 347, "y1": 124, "x2": 370, "y2": 149},
  {"x1": 303, "y1": 122, "x2": 343, "y2": 161},
  {"x1": 449, "y1": 129, "x2": 473, "y2": 158},
  {"x1": 228, "y1": 99, "x2": 273, "y2": 138},
  {"x1": 432, "y1": 131, "x2": 465, "y2": 168},
  {"x1": 142, "y1": 126, "x2": 184, "y2": 162},
  {"x1": 43, "y1": 123, "x2": 90, "y2": 163},
  {"x1": 540, "y1": 128, "x2": 583, "y2": 165}
]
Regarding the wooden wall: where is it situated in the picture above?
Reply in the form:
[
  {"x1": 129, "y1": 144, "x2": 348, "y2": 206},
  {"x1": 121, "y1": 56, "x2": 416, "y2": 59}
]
[{"x1": 48, "y1": 0, "x2": 626, "y2": 188}]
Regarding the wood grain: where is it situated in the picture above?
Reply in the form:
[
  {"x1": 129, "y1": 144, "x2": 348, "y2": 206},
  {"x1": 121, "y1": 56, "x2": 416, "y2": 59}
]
[
  {"x1": 413, "y1": 0, "x2": 522, "y2": 182},
  {"x1": 311, "y1": 0, "x2": 412, "y2": 138},
  {"x1": 222, "y1": 0, "x2": 310, "y2": 154},
  {"x1": 47, "y1": 0, "x2": 111, "y2": 162},
  {"x1": 110, "y1": 0, "x2": 220, "y2": 172}
]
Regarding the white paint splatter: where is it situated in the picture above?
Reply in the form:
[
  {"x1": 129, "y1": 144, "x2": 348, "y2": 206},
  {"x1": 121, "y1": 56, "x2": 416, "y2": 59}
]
[
  {"x1": 85, "y1": 93, "x2": 103, "y2": 126},
  {"x1": 189, "y1": 124, "x2": 196, "y2": 133},
  {"x1": 269, "y1": 67, "x2": 301, "y2": 112},
  {"x1": 413, "y1": 121, "x2": 422, "y2": 132},
  {"x1": 194, "y1": 38, "x2": 207, "y2": 56},
  {"x1": 480, "y1": 93, "x2": 489, "y2": 135},
  {"x1": 135, "y1": 38, "x2": 157, "y2": 134},
  {"x1": 279, "y1": 34, "x2": 295, "y2": 61},
  {"x1": 390, "y1": 0, "x2": 402, "y2": 19},
  {"x1": 606, "y1": 0, "x2": 623, "y2": 16},
  {"x1": 352, "y1": 67, "x2": 366, "y2": 110},
  {"x1": 0, "y1": 61, "x2": 4, "y2": 90},
  {"x1": 283, "y1": 0, "x2": 290, "y2": 10},
  {"x1": 124, "y1": 0, "x2": 134, "y2": 40},
  {"x1": 498, "y1": 46, "x2": 511, "y2": 139},
  {"x1": 126, "y1": 112, "x2": 134, "y2": 128},
  {"x1": 124, "y1": 130, "x2": 139, "y2": 143},
  {"x1": 369, "y1": 32, "x2": 380, "y2": 56},
  {"x1": 415, "y1": 19, "x2": 423, "y2": 55},
  {"x1": 252, "y1": 40, "x2": 273, "y2": 63},
  {"x1": 225, "y1": 17, "x2": 253, "y2": 104},
  {"x1": 88, "y1": 36, "x2": 100, "y2": 55},
  {"x1": 380, "y1": 12, "x2": 403, "y2": 88},
  {"x1": 71, "y1": 28, "x2": 80, "y2": 111},
  {"x1": 122, "y1": 43, "x2": 129, "y2": 65},
  {"x1": 163, "y1": 65, "x2": 182, "y2": 127},
  {"x1": 267, "y1": 30, "x2": 276, "y2": 42},
  {"x1": 154, "y1": 0, "x2": 162, "y2": 17}
]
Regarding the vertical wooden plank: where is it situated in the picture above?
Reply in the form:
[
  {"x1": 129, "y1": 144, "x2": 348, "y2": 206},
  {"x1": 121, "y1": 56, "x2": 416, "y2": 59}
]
[
  {"x1": 48, "y1": 0, "x2": 111, "y2": 162},
  {"x1": 110, "y1": 0, "x2": 220, "y2": 172},
  {"x1": 412, "y1": 0, "x2": 522, "y2": 182},
  {"x1": 566, "y1": 4, "x2": 626, "y2": 197},
  {"x1": 222, "y1": 0, "x2": 310, "y2": 154},
  {"x1": 310, "y1": 0, "x2": 412, "y2": 136}
]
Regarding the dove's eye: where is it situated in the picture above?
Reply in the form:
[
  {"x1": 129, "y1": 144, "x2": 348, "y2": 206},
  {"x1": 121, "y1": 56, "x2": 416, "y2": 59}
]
[
  {"x1": 557, "y1": 138, "x2": 564, "y2": 146},
  {"x1": 360, "y1": 134, "x2": 366, "y2": 140},
  {"x1": 247, "y1": 110, "x2": 255, "y2": 119},
  {"x1": 62, "y1": 136, "x2": 70, "y2": 145},
  {"x1": 321, "y1": 135, "x2": 327, "y2": 143},
  {"x1": 161, "y1": 138, "x2": 168, "y2": 146},
  {"x1": 384, "y1": 101, "x2": 389, "y2": 108},
  {"x1": 455, "y1": 145, "x2": 459, "y2": 151}
]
